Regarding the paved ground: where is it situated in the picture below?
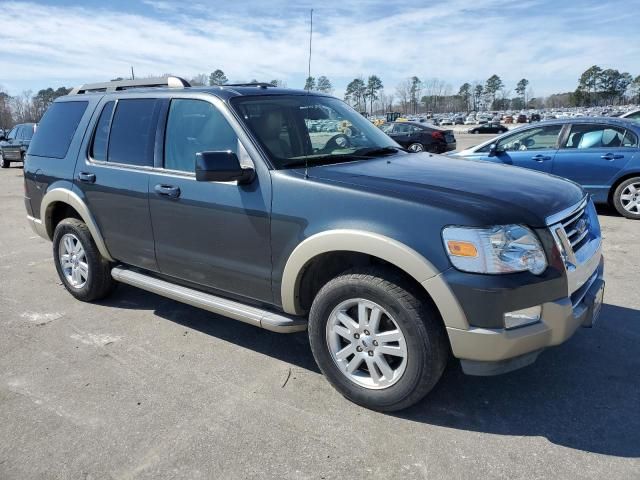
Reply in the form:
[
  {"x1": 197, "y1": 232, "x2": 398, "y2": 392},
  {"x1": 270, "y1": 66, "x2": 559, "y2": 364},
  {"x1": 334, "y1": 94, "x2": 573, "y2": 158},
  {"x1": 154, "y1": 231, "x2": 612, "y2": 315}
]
[{"x1": 1, "y1": 161, "x2": 638, "y2": 480}]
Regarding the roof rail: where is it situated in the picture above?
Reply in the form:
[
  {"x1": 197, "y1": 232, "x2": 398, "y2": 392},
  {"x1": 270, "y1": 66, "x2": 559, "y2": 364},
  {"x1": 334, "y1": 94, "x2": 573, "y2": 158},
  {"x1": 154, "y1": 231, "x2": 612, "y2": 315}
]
[
  {"x1": 68, "y1": 76, "x2": 191, "y2": 95},
  {"x1": 223, "y1": 82, "x2": 273, "y2": 88}
]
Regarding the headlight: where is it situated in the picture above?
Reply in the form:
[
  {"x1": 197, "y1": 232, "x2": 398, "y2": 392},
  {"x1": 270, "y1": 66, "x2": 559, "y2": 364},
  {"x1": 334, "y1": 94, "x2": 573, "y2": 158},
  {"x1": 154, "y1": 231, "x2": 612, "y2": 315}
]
[{"x1": 442, "y1": 225, "x2": 547, "y2": 275}]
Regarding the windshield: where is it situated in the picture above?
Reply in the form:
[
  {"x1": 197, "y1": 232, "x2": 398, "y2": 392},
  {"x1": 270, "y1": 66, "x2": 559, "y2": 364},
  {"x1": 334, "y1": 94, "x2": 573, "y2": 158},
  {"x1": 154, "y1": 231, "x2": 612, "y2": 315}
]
[{"x1": 231, "y1": 95, "x2": 400, "y2": 168}]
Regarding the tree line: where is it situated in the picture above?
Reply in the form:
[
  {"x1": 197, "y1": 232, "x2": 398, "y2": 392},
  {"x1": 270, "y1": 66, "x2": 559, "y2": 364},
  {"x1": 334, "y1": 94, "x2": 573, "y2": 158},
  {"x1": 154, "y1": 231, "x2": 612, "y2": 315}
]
[{"x1": 2, "y1": 65, "x2": 638, "y2": 129}]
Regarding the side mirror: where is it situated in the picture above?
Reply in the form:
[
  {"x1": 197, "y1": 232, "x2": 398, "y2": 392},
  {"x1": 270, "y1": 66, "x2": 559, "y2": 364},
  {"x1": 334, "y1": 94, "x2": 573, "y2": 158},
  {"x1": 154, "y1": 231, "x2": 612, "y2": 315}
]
[
  {"x1": 488, "y1": 144, "x2": 498, "y2": 157},
  {"x1": 195, "y1": 151, "x2": 255, "y2": 184}
]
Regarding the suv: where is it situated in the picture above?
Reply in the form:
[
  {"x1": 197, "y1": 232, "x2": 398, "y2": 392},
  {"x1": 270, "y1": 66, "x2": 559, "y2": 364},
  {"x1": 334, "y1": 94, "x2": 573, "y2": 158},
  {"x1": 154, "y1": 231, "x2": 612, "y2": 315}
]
[
  {"x1": 24, "y1": 77, "x2": 605, "y2": 411},
  {"x1": 1, "y1": 122, "x2": 36, "y2": 168}
]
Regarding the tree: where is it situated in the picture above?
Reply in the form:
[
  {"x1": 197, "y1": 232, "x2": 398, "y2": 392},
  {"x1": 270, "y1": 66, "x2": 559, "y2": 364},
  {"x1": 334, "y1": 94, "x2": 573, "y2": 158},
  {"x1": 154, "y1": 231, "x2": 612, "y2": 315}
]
[
  {"x1": 0, "y1": 90, "x2": 13, "y2": 130},
  {"x1": 190, "y1": 73, "x2": 208, "y2": 86},
  {"x1": 473, "y1": 84, "x2": 484, "y2": 111},
  {"x1": 304, "y1": 76, "x2": 316, "y2": 91},
  {"x1": 345, "y1": 77, "x2": 366, "y2": 111},
  {"x1": 458, "y1": 83, "x2": 471, "y2": 112},
  {"x1": 395, "y1": 79, "x2": 412, "y2": 114},
  {"x1": 316, "y1": 76, "x2": 332, "y2": 94},
  {"x1": 409, "y1": 76, "x2": 422, "y2": 114},
  {"x1": 209, "y1": 69, "x2": 228, "y2": 86},
  {"x1": 269, "y1": 79, "x2": 286, "y2": 87},
  {"x1": 515, "y1": 78, "x2": 529, "y2": 106},
  {"x1": 577, "y1": 65, "x2": 602, "y2": 106},
  {"x1": 631, "y1": 75, "x2": 640, "y2": 104},
  {"x1": 484, "y1": 74, "x2": 504, "y2": 109},
  {"x1": 365, "y1": 75, "x2": 384, "y2": 114}
]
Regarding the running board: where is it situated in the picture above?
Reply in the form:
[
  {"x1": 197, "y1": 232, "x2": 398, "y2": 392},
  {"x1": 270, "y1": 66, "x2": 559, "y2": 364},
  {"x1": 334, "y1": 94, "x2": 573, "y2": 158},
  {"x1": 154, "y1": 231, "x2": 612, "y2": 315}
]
[{"x1": 111, "y1": 266, "x2": 307, "y2": 333}]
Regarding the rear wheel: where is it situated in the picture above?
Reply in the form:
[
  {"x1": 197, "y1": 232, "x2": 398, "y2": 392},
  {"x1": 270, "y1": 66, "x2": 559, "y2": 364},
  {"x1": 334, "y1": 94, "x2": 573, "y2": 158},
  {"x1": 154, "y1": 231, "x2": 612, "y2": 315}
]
[
  {"x1": 407, "y1": 143, "x2": 424, "y2": 153},
  {"x1": 308, "y1": 267, "x2": 448, "y2": 411},
  {"x1": 53, "y1": 218, "x2": 116, "y2": 301},
  {"x1": 613, "y1": 177, "x2": 640, "y2": 219}
]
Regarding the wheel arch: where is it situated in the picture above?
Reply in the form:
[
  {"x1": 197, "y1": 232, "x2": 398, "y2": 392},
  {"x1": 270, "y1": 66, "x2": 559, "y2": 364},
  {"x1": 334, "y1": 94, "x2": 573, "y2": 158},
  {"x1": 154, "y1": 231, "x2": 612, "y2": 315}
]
[
  {"x1": 41, "y1": 188, "x2": 114, "y2": 261},
  {"x1": 280, "y1": 229, "x2": 468, "y2": 329}
]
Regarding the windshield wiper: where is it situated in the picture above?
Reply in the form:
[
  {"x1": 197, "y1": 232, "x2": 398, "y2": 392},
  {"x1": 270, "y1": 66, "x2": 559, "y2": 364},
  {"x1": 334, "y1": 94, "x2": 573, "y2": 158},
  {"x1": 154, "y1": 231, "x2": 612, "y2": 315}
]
[
  {"x1": 281, "y1": 154, "x2": 372, "y2": 169},
  {"x1": 352, "y1": 146, "x2": 404, "y2": 156}
]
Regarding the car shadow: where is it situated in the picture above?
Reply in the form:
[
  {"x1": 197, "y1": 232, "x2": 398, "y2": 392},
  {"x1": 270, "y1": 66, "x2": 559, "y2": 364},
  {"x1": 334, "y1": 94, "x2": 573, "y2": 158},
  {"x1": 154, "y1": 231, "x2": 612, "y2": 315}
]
[
  {"x1": 595, "y1": 204, "x2": 619, "y2": 217},
  {"x1": 99, "y1": 286, "x2": 639, "y2": 458}
]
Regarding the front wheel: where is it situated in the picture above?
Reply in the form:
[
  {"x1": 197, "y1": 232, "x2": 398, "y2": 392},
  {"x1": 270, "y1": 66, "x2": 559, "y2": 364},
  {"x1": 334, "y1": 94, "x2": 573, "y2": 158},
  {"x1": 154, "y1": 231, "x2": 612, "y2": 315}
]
[
  {"x1": 0, "y1": 152, "x2": 9, "y2": 168},
  {"x1": 613, "y1": 177, "x2": 640, "y2": 219},
  {"x1": 308, "y1": 267, "x2": 449, "y2": 411}
]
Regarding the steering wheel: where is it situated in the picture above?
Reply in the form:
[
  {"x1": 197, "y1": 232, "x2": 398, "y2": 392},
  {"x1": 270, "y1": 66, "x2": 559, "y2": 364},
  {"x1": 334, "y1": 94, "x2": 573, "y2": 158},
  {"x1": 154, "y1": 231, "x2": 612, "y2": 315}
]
[{"x1": 322, "y1": 133, "x2": 351, "y2": 152}]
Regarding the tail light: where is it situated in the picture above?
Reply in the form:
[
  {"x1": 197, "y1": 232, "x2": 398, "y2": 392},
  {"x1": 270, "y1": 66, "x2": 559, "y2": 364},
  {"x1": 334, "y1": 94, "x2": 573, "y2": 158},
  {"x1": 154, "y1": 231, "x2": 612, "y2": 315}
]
[{"x1": 431, "y1": 131, "x2": 444, "y2": 141}]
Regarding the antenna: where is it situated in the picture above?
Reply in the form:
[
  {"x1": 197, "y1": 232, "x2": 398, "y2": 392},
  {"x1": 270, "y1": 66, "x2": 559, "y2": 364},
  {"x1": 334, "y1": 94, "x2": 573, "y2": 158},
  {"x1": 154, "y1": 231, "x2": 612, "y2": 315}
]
[
  {"x1": 304, "y1": 8, "x2": 313, "y2": 179},
  {"x1": 131, "y1": 66, "x2": 135, "y2": 80},
  {"x1": 307, "y1": 9, "x2": 313, "y2": 90}
]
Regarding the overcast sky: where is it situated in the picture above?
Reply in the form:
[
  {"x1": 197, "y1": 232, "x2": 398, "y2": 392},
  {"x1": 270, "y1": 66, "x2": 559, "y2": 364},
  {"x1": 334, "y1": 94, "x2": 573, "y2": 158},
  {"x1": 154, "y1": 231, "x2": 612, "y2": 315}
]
[{"x1": 0, "y1": 0, "x2": 638, "y2": 98}]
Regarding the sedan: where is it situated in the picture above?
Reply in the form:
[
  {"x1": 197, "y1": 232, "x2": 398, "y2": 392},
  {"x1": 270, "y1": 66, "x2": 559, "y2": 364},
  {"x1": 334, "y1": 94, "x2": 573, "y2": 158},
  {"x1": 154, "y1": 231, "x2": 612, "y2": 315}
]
[
  {"x1": 381, "y1": 121, "x2": 456, "y2": 153},
  {"x1": 622, "y1": 110, "x2": 640, "y2": 123},
  {"x1": 450, "y1": 117, "x2": 640, "y2": 219},
  {"x1": 468, "y1": 123, "x2": 509, "y2": 134}
]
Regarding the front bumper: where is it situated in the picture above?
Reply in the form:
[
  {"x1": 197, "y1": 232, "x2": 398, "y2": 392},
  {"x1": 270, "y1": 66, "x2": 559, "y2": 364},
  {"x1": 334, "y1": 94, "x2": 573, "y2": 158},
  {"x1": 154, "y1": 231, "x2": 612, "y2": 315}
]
[{"x1": 448, "y1": 255, "x2": 604, "y2": 375}]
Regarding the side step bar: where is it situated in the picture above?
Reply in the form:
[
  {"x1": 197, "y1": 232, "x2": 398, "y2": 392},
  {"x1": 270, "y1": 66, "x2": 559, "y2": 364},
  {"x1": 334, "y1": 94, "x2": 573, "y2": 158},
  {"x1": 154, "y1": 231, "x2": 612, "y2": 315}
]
[{"x1": 111, "y1": 266, "x2": 307, "y2": 333}]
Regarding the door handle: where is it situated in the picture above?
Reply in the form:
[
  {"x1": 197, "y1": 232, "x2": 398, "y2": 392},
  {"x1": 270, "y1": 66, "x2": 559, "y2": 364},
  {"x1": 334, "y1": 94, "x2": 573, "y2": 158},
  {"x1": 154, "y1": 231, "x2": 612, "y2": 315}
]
[
  {"x1": 154, "y1": 184, "x2": 181, "y2": 198},
  {"x1": 601, "y1": 153, "x2": 623, "y2": 161},
  {"x1": 532, "y1": 154, "x2": 551, "y2": 162},
  {"x1": 77, "y1": 172, "x2": 96, "y2": 183}
]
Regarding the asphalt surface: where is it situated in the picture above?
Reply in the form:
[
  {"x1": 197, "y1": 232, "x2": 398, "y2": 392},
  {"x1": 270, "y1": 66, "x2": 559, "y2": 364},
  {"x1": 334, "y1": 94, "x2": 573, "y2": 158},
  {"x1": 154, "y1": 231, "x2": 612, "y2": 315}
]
[{"x1": 1, "y1": 149, "x2": 639, "y2": 479}]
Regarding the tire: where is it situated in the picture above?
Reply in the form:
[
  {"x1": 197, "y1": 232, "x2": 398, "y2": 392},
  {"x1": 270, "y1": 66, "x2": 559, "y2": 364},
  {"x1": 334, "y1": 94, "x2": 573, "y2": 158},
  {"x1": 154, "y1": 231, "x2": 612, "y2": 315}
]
[
  {"x1": 0, "y1": 152, "x2": 9, "y2": 168},
  {"x1": 612, "y1": 177, "x2": 640, "y2": 219},
  {"x1": 308, "y1": 267, "x2": 449, "y2": 411},
  {"x1": 52, "y1": 218, "x2": 116, "y2": 301},
  {"x1": 407, "y1": 143, "x2": 424, "y2": 153}
]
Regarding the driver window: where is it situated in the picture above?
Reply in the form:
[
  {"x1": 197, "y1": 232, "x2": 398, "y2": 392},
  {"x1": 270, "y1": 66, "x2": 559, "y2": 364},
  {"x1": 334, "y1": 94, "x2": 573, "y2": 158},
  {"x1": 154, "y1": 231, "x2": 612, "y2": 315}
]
[
  {"x1": 497, "y1": 125, "x2": 562, "y2": 152},
  {"x1": 164, "y1": 99, "x2": 239, "y2": 173}
]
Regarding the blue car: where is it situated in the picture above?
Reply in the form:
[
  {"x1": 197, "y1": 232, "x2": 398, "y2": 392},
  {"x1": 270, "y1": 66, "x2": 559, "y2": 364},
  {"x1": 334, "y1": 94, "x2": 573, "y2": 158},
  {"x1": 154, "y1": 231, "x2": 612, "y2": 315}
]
[{"x1": 452, "y1": 118, "x2": 640, "y2": 219}]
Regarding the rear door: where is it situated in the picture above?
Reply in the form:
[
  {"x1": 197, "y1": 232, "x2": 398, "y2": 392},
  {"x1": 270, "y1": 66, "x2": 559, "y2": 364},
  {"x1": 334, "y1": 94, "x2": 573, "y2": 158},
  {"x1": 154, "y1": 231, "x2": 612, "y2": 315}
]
[
  {"x1": 552, "y1": 122, "x2": 637, "y2": 194},
  {"x1": 75, "y1": 97, "x2": 159, "y2": 271}
]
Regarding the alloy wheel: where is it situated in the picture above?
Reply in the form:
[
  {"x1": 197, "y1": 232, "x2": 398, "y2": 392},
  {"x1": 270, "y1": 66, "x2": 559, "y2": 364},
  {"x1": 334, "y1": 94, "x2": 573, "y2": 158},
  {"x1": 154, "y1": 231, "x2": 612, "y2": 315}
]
[
  {"x1": 620, "y1": 182, "x2": 640, "y2": 213},
  {"x1": 326, "y1": 298, "x2": 408, "y2": 389},
  {"x1": 58, "y1": 233, "x2": 89, "y2": 289}
]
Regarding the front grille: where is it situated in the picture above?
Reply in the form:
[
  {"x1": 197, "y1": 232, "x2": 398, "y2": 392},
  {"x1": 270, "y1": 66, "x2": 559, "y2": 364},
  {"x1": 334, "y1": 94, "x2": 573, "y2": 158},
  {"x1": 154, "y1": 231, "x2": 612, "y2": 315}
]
[{"x1": 559, "y1": 204, "x2": 590, "y2": 253}]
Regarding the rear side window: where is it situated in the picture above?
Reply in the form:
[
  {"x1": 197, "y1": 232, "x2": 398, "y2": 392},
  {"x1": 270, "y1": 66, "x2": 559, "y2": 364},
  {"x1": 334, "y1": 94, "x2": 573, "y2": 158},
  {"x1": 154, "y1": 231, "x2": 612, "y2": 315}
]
[
  {"x1": 108, "y1": 99, "x2": 158, "y2": 167},
  {"x1": 22, "y1": 124, "x2": 34, "y2": 140},
  {"x1": 29, "y1": 102, "x2": 88, "y2": 158},
  {"x1": 564, "y1": 124, "x2": 626, "y2": 149},
  {"x1": 622, "y1": 129, "x2": 638, "y2": 147},
  {"x1": 91, "y1": 101, "x2": 115, "y2": 161}
]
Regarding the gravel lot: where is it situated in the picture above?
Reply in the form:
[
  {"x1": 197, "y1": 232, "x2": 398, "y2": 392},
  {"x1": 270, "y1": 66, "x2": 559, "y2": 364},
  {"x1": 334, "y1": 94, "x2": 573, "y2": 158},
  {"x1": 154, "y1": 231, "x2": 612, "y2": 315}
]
[{"x1": 1, "y1": 161, "x2": 638, "y2": 479}]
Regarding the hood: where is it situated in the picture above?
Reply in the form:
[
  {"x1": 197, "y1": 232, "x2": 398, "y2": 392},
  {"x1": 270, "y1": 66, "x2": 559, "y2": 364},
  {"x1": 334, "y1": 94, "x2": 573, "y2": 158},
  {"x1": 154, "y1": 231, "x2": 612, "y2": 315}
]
[{"x1": 305, "y1": 153, "x2": 585, "y2": 228}]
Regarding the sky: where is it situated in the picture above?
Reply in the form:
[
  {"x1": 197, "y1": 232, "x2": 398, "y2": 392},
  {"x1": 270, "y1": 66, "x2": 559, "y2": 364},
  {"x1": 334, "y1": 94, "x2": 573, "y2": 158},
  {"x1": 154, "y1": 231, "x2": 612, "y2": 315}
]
[{"x1": 0, "y1": 0, "x2": 638, "y2": 99}]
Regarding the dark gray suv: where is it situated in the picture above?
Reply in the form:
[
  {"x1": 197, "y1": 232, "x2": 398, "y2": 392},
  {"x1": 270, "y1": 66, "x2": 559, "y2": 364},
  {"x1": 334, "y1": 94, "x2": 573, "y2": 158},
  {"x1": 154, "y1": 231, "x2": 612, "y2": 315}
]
[{"x1": 24, "y1": 77, "x2": 605, "y2": 411}]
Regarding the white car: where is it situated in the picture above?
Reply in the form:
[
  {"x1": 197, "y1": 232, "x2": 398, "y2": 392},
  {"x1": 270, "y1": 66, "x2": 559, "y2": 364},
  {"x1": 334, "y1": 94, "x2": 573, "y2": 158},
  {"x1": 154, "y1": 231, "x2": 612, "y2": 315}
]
[
  {"x1": 464, "y1": 117, "x2": 476, "y2": 125},
  {"x1": 621, "y1": 109, "x2": 640, "y2": 122},
  {"x1": 440, "y1": 118, "x2": 453, "y2": 126}
]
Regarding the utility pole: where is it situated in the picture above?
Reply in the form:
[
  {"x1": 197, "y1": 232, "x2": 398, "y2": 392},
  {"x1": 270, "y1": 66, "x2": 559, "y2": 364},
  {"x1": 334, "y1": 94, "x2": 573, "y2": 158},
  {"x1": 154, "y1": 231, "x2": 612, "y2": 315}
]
[
  {"x1": 307, "y1": 9, "x2": 313, "y2": 85},
  {"x1": 131, "y1": 66, "x2": 135, "y2": 80}
]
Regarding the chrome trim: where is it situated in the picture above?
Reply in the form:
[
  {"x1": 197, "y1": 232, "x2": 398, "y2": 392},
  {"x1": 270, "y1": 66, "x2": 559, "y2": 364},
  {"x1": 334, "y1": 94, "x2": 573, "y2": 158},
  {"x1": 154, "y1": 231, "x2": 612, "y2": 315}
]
[
  {"x1": 111, "y1": 266, "x2": 307, "y2": 333},
  {"x1": 545, "y1": 196, "x2": 588, "y2": 226}
]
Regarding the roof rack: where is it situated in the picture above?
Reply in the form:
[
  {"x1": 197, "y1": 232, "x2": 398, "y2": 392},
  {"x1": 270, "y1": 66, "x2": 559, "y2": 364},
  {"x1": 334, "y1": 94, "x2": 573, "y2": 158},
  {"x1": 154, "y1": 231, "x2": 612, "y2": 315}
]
[
  {"x1": 68, "y1": 76, "x2": 191, "y2": 95},
  {"x1": 223, "y1": 82, "x2": 273, "y2": 88}
]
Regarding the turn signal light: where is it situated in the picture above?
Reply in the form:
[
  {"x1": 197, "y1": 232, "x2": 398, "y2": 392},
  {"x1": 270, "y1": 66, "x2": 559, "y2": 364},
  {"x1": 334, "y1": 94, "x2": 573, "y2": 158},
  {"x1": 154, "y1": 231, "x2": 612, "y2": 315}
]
[{"x1": 447, "y1": 241, "x2": 478, "y2": 257}]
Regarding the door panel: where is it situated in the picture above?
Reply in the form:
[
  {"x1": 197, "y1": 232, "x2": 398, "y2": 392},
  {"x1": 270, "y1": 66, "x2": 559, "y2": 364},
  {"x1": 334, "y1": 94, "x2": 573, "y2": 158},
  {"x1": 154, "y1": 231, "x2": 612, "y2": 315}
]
[
  {"x1": 552, "y1": 123, "x2": 634, "y2": 191},
  {"x1": 492, "y1": 124, "x2": 563, "y2": 173},
  {"x1": 149, "y1": 98, "x2": 272, "y2": 303},
  {"x1": 76, "y1": 99, "x2": 159, "y2": 270}
]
